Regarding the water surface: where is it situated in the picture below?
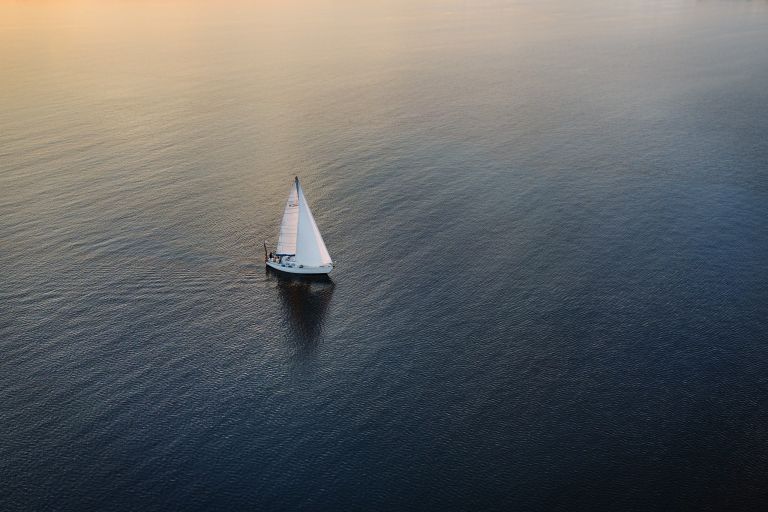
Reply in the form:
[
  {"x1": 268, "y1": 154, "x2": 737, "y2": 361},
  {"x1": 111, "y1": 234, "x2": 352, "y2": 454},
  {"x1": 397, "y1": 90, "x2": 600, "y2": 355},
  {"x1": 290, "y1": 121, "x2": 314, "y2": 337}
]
[{"x1": 2, "y1": 1, "x2": 768, "y2": 510}]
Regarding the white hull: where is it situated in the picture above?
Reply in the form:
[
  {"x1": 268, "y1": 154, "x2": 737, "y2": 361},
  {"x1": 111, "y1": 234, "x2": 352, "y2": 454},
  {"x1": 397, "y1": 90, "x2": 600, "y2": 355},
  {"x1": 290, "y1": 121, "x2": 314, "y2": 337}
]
[{"x1": 266, "y1": 260, "x2": 332, "y2": 275}]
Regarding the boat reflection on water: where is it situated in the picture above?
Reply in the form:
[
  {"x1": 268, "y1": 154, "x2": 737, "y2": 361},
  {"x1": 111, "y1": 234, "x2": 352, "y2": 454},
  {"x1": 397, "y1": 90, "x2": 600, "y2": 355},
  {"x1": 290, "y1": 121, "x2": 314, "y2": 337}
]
[{"x1": 269, "y1": 269, "x2": 335, "y2": 355}]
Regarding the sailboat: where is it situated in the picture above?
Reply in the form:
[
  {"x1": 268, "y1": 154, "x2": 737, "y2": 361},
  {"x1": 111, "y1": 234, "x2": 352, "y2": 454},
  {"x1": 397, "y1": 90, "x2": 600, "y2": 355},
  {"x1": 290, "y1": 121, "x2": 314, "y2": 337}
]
[{"x1": 265, "y1": 177, "x2": 334, "y2": 275}]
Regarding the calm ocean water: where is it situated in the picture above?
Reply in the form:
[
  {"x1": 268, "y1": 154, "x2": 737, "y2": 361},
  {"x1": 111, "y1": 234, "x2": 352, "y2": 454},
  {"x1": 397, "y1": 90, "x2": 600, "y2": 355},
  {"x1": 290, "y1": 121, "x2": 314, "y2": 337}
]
[{"x1": 2, "y1": 1, "x2": 768, "y2": 510}]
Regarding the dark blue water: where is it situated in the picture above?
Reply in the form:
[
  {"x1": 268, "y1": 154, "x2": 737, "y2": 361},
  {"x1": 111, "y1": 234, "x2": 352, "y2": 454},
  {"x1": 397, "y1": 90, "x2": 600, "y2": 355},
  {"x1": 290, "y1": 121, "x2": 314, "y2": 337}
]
[{"x1": 2, "y1": 1, "x2": 768, "y2": 510}]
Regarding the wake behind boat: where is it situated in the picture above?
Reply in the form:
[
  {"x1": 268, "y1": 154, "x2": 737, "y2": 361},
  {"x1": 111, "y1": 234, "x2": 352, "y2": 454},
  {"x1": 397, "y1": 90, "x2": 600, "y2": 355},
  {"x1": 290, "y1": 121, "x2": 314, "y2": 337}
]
[{"x1": 265, "y1": 177, "x2": 334, "y2": 275}]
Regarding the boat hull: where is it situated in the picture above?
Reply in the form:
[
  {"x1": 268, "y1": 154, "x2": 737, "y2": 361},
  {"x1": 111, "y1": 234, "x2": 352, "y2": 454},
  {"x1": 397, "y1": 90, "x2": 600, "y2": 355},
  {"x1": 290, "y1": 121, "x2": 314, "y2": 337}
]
[{"x1": 266, "y1": 260, "x2": 332, "y2": 275}]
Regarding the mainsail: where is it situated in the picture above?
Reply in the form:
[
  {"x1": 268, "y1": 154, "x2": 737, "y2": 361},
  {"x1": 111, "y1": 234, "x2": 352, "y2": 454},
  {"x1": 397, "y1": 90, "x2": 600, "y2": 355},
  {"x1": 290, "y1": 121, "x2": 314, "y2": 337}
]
[{"x1": 275, "y1": 183, "x2": 299, "y2": 255}]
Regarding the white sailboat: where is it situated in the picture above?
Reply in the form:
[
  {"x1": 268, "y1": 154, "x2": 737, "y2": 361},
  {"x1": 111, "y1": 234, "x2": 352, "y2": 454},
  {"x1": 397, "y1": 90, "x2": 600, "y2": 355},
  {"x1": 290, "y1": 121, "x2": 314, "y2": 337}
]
[{"x1": 265, "y1": 177, "x2": 334, "y2": 275}]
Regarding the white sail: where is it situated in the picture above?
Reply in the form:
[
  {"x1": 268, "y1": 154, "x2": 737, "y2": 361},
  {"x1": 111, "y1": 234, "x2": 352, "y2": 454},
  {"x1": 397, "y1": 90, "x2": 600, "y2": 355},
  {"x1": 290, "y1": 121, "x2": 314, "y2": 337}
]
[
  {"x1": 295, "y1": 181, "x2": 333, "y2": 267},
  {"x1": 275, "y1": 183, "x2": 299, "y2": 255}
]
